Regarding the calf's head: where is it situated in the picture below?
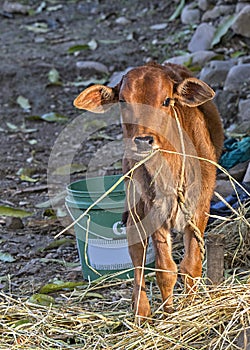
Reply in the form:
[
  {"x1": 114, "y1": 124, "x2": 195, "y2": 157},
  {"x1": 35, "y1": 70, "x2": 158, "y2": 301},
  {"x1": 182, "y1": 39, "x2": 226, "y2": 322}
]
[{"x1": 74, "y1": 64, "x2": 215, "y2": 154}]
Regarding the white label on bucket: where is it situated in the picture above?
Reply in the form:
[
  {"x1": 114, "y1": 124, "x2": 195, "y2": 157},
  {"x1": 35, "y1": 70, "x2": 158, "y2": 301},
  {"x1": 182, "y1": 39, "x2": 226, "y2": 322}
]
[
  {"x1": 87, "y1": 237, "x2": 155, "y2": 271},
  {"x1": 112, "y1": 221, "x2": 126, "y2": 236}
]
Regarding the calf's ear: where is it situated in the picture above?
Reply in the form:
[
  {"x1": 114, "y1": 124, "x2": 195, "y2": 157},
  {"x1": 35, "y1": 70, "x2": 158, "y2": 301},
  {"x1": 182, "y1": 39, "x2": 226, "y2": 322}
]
[
  {"x1": 175, "y1": 77, "x2": 215, "y2": 107},
  {"x1": 74, "y1": 85, "x2": 118, "y2": 113}
]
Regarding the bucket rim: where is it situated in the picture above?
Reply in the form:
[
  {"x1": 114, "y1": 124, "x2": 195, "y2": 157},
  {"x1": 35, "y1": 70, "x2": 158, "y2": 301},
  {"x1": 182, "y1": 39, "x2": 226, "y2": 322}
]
[
  {"x1": 65, "y1": 196, "x2": 125, "y2": 210},
  {"x1": 66, "y1": 174, "x2": 124, "y2": 195}
]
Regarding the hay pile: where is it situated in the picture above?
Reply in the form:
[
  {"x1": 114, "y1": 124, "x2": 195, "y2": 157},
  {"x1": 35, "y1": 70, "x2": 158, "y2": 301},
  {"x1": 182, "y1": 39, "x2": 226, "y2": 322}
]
[
  {"x1": 207, "y1": 201, "x2": 250, "y2": 271},
  {"x1": 1, "y1": 272, "x2": 249, "y2": 349},
  {"x1": 1, "y1": 200, "x2": 249, "y2": 349}
]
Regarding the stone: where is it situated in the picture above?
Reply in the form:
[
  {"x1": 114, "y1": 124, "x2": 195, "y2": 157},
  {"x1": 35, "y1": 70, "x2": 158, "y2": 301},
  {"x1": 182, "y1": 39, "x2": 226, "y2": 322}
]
[
  {"x1": 238, "y1": 55, "x2": 250, "y2": 64},
  {"x1": 221, "y1": 0, "x2": 238, "y2": 3},
  {"x1": 6, "y1": 217, "x2": 24, "y2": 230},
  {"x1": 214, "y1": 90, "x2": 237, "y2": 125},
  {"x1": 237, "y1": 328, "x2": 250, "y2": 350},
  {"x1": 238, "y1": 99, "x2": 250, "y2": 122},
  {"x1": 243, "y1": 162, "x2": 250, "y2": 183},
  {"x1": 236, "y1": 2, "x2": 249, "y2": 13},
  {"x1": 231, "y1": 5, "x2": 250, "y2": 38},
  {"x1": 229, "y1": 121, "x2": 250, "y2": 135},
  {"x1": 181, "y1": 4, "x2": 201, "y2": 24},
  {"x1": 150, "y1": 23, "x2": 168, "y2": 30},
  {"x1": 199, "y1": 60, "x2": 236, "y2": 87},
  {"x1": 229, "y1": 161, "x2": 249, "y2": 182},
  {"x1": 188, "y1": 23, "x2": 216, "y2": 52},
  {"x1": 3, "y1": 1, "x2": 31, "y2": 14},
  {"x1": 214, "y1": 179, "x2": 234, "y2": 198},
  {"x1": 198, "y1": 0, "x2": 209, "y2": 11},
  {"x1": 224, "y1": 64, "x2": 250, "y2": 92},
  {"x1": 108, "y1": 67, "x2": 134, "y2": 87},
  {"x1": 164, "y1": 54, "x2": 192, "y2": 66},
  {"x1": 190, "y1": 51, "x2": 218, "y2": 66},
  {"x1": 115, "y1": 16, "x2": 130, "y2": 25},
  {"x1": 34, "y1": 37, "x2": 46, "y2": 44},
  {"x1": 202, "y1": 5, "x2": 234, "y2": 21},
  {"x1": 76, "y1": 61, "x2": 109, "y2": 75},
  {"x1": 165, "y1": 50, "x2": 217, "y2": 67}
]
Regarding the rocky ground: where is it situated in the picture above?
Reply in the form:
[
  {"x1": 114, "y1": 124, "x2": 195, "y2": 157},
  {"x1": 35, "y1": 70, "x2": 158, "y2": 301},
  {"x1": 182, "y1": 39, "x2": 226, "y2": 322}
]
[{"x1": 0, "y1": 0, "x2": 249, "y2": 295}]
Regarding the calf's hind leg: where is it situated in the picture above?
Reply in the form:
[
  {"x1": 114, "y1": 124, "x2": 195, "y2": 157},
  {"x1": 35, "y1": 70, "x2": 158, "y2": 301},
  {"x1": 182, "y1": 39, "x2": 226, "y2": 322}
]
[{"x1": 180, "y1": 217, "x2": 207, "y2": 292}]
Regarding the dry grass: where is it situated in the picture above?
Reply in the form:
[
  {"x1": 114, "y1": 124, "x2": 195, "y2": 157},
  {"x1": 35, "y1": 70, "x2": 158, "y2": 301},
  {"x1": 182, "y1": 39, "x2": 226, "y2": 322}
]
[
  {"x1": 0, "y1": 277, "x2": 249, "y2": 349},
  {"x1": 0, "y1": 263, "x2": 249, "y2": 349},
  {"x1": 210, "y1": 204, "x2": 250, "y2": 272}
]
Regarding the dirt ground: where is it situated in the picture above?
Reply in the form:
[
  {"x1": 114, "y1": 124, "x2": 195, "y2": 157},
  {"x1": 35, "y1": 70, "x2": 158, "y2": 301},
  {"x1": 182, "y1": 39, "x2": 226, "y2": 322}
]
[
  {"x1": 0, "y1": 0, "x2": 185, "y2": 293},
  {"x1": 0, "y1": 0, "x2": 248, "y2": 295}
]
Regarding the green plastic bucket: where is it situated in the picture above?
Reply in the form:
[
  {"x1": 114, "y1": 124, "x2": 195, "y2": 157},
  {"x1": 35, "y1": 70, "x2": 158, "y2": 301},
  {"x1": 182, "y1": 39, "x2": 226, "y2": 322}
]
[{"x1": 65, "y1": 174, "x2": 155, "y2": 280}]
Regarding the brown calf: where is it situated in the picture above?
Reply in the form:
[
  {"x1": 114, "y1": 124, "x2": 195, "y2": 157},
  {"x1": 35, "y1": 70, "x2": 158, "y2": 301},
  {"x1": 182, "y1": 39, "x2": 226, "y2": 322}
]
[{"x1": 74, "y1": 62, "x2": 224, "y2": 322}]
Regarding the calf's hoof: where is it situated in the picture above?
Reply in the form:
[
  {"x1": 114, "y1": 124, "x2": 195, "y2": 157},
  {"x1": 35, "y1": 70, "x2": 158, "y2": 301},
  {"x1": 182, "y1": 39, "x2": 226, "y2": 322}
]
[
  {"x1": 163, "y1": 305, "x2": 175, "y2": 314},
  {"x1": 133, "y1": 298, "x2": 151, "y2": 325}
]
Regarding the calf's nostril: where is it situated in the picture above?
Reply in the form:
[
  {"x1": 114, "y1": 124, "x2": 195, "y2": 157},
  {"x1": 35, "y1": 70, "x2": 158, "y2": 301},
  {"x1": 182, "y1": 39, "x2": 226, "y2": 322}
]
[
  {"x1": 134, "y1": 136, "x2": 154, "y2": 151},
  {"x1": 134, "y1": 136, "x2": 154, "y2": 144},
  {"x1": 148, "y1": 136, "x2": 154, "y2": 145}
]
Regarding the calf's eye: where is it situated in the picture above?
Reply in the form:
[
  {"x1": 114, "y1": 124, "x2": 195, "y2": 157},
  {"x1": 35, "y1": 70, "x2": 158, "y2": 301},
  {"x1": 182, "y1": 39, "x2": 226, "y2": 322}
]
[{"x1": 162, "y1": 98, "x2": 171, "y2": 107}]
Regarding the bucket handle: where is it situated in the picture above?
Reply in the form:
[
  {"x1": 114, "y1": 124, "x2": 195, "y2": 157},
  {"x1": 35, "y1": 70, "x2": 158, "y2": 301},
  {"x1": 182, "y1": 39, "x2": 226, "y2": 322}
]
[{"x1": 65, "y1": 202, "x2": 113, "y2": 241}]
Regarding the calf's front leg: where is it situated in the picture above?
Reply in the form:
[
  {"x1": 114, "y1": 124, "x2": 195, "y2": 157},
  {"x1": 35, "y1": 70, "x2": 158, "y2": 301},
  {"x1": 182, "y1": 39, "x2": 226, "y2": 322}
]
[
  {"x1": 128, "y1": 240, "x2": 151, "y2": 323},
  {"x1": 152, "y1": 228, "x2": 177, "y2": 313}
]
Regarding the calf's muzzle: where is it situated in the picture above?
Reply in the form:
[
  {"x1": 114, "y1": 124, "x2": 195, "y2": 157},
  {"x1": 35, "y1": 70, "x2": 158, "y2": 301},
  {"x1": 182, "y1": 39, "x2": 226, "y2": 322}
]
[{"x1": 134, "y1": 135, "x2": 154, "y2": 153}]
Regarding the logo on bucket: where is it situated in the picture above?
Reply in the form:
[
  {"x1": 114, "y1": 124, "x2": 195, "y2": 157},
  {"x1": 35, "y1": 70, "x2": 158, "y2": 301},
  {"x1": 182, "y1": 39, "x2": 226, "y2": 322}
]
[{"x1": 112, "y1": 221, "x2": 126, "y2": 236}]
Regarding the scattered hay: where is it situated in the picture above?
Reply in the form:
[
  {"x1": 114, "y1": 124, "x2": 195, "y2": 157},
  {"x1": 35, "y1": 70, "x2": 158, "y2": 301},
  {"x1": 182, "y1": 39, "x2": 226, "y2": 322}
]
[
  {"x1": 1, "y1": 218, "x2": 249, "y2": 350},
  {"x1": 0, "y1": 274, "x2": 249, "y2": 350},
  {"x1": 207, "y1": 201, "x2": 250, "y2": 271},
  {"x1": 1, "y1": 153, "x2": 249, "y2": 348}
]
